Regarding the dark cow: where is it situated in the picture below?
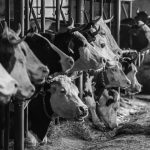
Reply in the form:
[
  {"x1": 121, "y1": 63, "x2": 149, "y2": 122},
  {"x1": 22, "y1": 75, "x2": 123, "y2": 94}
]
[
  {"x1": 26, "y1": 75, "x2": 88, "y2": 146},
  {"x1": 25, "y1": 32, "x2": 74, "y2": 75}
]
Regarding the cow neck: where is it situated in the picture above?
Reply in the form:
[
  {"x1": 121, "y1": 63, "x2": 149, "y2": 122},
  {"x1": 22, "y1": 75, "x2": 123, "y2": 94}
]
[{"x1": 94, "y1": 68, "x2": 109, "y2": 102}]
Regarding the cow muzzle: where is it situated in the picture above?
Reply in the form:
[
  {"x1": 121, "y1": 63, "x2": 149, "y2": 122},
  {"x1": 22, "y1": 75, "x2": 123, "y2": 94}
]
[{"x1": 76, "y1": 106, "x2": 88, "y2": 121}]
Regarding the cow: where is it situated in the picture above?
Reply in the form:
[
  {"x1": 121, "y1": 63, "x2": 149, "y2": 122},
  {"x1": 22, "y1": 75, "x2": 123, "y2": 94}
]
[
  {"x1": 25, "y1": 75, "x2": 88, "y2": 147},
  {"x1": 120, "y1": 51, "x2": 141, "y2": 94},
  {"x1": 96, "y1": 89, "x2": 120, "y2": 129},
  {"x1": 0, "y1": 22, "x2": 35, "y2": 99},
  {"x1": 8, "y1": 25, "x2": 50, "y2": 85},
  {"x1": 82, "y1": 61, "x2": 131, "y2": 130},
  {"x1": 95, "y1": 52, "x2": 142, "y2": 130},
  {"x1": 25, "y1": 32, "x2": 74, "y2": 74},
  {"x1": 86, "y1": 16, "x2": 122, "y2": 57},
  {"x1": 66, "y1": 17, "x2": 119, "y2": 62}
]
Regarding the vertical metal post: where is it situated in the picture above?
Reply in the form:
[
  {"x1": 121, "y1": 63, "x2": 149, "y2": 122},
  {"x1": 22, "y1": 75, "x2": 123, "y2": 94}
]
[
  {"x1": 90, "y1": 0, "x2": 94, "y2": 22},
  {"x1": 14, "y1": 0, "x2": 24, "y2": 36},
  {"x1": 25, "y1": 0, "x2": 29, "y2": 33},
  {"x1": 14, "y1": 0, "x2": 25, "y2": 149},
  {"x1": 114, "y1": 0, "x2": 121, "y2": 45},
  {"x1": 76, "y1": 0, "x2": 84, "y2": 24},
  {"x1": 5, "y1": 0, "x2": 10, "y2": 27},
  {"x1": 4, "y1": 103, "x2": 10, "y2": 150},
  {"x1": 100, "y1": 0, "x2": 104, "y2": 17},
  {"x1": 56, "y1": 0, "x2": 60, "y2": 32},
  {"x1": 76, "y1": 0, "x2": 84, "y2": 99},
  {"x1": 129, "y1": 1, "x2": 133, "y2": 18},
  {"x1": 68, "y1": 0, "x2": 73, "y2": 23},
  {"x1": 14, "y1": 101, "x2": 24, "y2": 150},
  {"x1": 41, "y1": 0, "x2": 45, "y2": 32},
  {"x1": 24, "y1": 107, "x2": 28, "y2": 138}
]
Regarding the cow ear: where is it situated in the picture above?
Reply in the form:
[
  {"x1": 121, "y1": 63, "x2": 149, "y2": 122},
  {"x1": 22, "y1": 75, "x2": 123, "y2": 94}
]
[
  {"x1": 136, "y1": 8, "x2": 140, "y2": 14},
  {"x1": 50, "y1": 85, "x2": 57, "y2": 94}
]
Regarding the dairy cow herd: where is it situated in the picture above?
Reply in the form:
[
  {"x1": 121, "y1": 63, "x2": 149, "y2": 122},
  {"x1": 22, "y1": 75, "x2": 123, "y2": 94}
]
[{"x1": 0, "y1": 15, "x2": 145, "y2": 148}]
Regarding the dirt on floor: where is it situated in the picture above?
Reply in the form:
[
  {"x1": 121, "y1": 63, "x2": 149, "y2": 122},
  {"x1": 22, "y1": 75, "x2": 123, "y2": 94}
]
[{"x1": 11, "y1": 95, "x2": 150, "y2": 150}]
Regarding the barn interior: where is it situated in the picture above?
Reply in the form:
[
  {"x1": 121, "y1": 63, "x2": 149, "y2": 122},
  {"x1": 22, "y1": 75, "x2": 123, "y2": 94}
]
[{"x1": 1, "y1": 0, "x2": 150, "y2": 150}]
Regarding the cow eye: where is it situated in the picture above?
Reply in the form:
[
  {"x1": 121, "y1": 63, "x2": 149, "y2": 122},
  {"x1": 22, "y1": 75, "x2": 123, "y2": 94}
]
[
  {"x1": 60, "y1": 88, "x2": 66, "y2": 94},
  {"x1": 100, "y1": 31, "x2": 106, "y2": 36}
]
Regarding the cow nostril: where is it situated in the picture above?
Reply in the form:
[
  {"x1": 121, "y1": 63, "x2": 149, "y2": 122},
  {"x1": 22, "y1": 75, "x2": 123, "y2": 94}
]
[
  {"x1": 101, "y1": 43, "x2": 105, "y2": 48},
  {"x1": 14, "y1": 83, "x2": 18, "y2": 88},
  {"x1": 68, "y1": 58, "x2": 74, "y2": 66}
]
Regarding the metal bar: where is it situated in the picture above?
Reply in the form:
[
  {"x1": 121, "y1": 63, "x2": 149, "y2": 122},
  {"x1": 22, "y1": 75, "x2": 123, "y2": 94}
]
[
  {"x1": 76, "y1": 0, "x2": 84, "y2": 24},
  {"x1": 0, "y1": 105, "x2": 5, "y2": 150},
  {"x1": 68, "y1": 0, "x2": 73, "y2": 23},
  {"x1": 29, "y1": 1, "x2": 41, "y2": 32},
  {"x1": 129, "y1": 1, "x2": 133, "y2": 18},
  {"x1": 84, "y1": 10, "x2": 90, "y2": 23},
  {"x1": 60, "y1": 0, "x2": 67, "y2": 24},
  {"x1": 4, "y1": 102, "x2": 10, "y2": 150},
  {"x1": 41, "y1": 0, "x2": 45, "y2": 32},
  {"x1": 5, "y1": 0, "x2": 10, "y2": 27},
  {"x1": 100, "y1": 0, "x2": 104, "y2": 17},
  {"x1": 56, "y1": 0, "x2": 60, "y2": 32},
  {"x1": 14, "y1": 101, "x2": 24, "y2": 150},
  {"x1": 122, "y1": 3, "x2": 128, "y2": 18},
  {"x1": 114, "y1": 0, "x2": 121, "y2": 45},
  {"x1": 90, "y1": 0, "x2": 94, "y2": 22},
  {"x1": 108, "y1": 1, "x2": 112, "y2": 29},
  {"x1": 29, "y1": 0, "x2": 33, "y2": 19},
  {"x1": 14, "y1": 0, "x2": 24, "y2": 36},
  {"x1": 25, "y1": 0, "x2": 29, "y2": 33},
  {"x1": 24, "y1": 107, "x2": 28, "y2": 138}
]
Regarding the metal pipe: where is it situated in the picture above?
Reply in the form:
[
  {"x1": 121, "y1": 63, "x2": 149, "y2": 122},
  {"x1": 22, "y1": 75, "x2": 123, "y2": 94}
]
[
  {"x1": 122, "y1": 3, "x2": 128, "y2": 18},
  {"x1": 14, "y1": 101, "x2": 24, "y2": 150},
  {"x1": 76, "y1": 0, "x2": 84, "y2": 24},
  {"x1": 56, "y1": 0, "x2": 60, "y2": 32},
  {"x1": 14, "y1": 0, "x2": 24, "y2": 36},
  {"x1": 90, "y1": 0, "x2": 94, "y2": 22},
  {"x1": 4, "y1": 103, "x2": 10, "y2": 150},
  {"x1": 41, "y1": 0, "x2": 45, "y2": 32},
  {"x1": 25, "y1": 0, "x2": 29, "y2": 34},
  {"x1": 24, "y1": 107, "x2": 28, "y2": 138},
  {"x1": 5, "y1": 0, "x2": 10, "y2": 27},
  {"x1": 114, "y1": 0, "x2": 121, "y2": 45},
  {"x1": 100, "y1": 0, "x2": 103, "y2": 17},
  {"x1": 68, "y1": 0, "x2": 73, "y2": 23},
  {"x1": 129, "y1": 1, "x2": 133, "y2": 18}
]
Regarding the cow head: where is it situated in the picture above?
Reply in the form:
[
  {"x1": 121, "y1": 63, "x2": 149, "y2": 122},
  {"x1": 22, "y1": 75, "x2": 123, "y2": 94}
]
[
  {"x1": 121, "y1": 53, "x2": 141, "y2": 94},
  {"x1": 105, "y1": 61, "x2": 131, "y2": 88},
  {"x1": 53, "y1": 30, "x2": 106, "y2": 72},
  {"x1": 49, "y1": 75, "x2": 88, "y2": 121},
  {"x1": 89, "y1": 16, "x2": 122, "y2": 57},
  {"x1": 96, "y1": 89, "x2": 120, "y2": 129},
  {"x1": 0, "y1": 22, "x2": 35, "y2": 99},
  {"x1": 25, "y1": 33, "x2": 74, "y2": 74},
  {"x1": 0, "y1": 63, "x2": 18, "y2": 104},
  {"x1": 8, "y1": 27, "x2": 50, "y2": 85}
]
